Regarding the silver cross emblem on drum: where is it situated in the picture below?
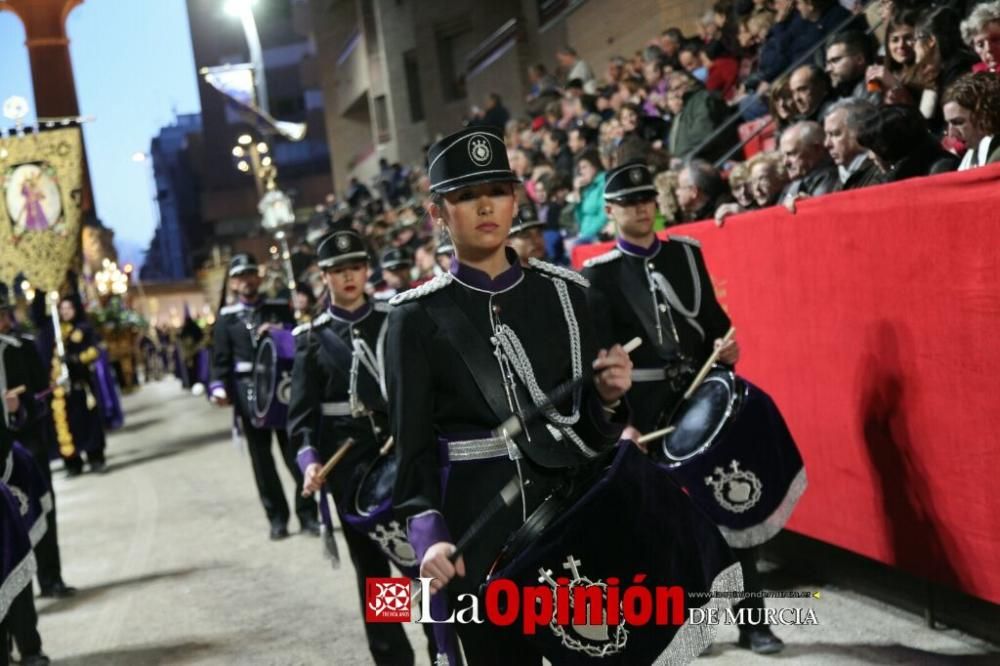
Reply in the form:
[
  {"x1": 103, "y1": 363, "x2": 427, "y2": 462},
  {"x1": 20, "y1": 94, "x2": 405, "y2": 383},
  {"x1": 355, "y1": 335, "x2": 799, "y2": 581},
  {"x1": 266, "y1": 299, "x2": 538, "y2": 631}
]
[
  {"x1": 368, "y1": 520, "x2": 418, "y2": 568},
  {"x1": 537, "y1": 555, "x2": 629, "y2": 657},
  {"x1": 467, "y1": 136, "x2": 492, "y2": 166},
  {"x1": 705, "y1": 460, "x2": 762, "y2": 513},
  {"x1": 10, "y1": 485, "x2": 29, "y2": 516}
]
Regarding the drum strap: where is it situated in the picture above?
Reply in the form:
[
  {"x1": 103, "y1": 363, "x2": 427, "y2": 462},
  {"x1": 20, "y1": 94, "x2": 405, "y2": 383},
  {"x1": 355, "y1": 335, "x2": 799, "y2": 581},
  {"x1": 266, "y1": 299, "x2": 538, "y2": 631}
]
[
  {"x1": 423, "y1": 294, "x2": 510, "y2": 427},
  {"x1": 315, "y1": 327, "x2": 385, "y2": 414}
]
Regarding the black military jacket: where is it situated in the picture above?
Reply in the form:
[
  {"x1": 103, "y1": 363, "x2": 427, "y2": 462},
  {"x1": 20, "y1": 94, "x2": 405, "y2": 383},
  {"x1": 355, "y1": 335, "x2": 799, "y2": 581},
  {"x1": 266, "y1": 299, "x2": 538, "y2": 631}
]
[
  {"x1": 210, "y1": 297, "x2": 294, "y2": 395},
  {"x1": 387, "y1": 250, "x2": 628, "y2": 591},
  {"x1": 582, "y1": 235, "x2": 730, "y2": 432}
]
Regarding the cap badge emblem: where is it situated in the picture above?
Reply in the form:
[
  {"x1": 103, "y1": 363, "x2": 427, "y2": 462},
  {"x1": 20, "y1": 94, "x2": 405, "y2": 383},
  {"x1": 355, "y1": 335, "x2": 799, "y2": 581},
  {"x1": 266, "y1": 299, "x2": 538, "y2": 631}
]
[
  {"x1": 629, "y1": 168, "x2": 644, "y2": 184},
  {"x1": 336, "y1": 234, "x2": 351, "y2": 251},
  {"x1": 468, "y1": 136, "x2": 492, "y2": 166}
]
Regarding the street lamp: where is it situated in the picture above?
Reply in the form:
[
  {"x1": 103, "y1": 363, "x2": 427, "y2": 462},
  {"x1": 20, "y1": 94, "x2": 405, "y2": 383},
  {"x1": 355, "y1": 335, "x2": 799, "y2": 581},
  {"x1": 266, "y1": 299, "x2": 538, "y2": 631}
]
[
  {"x1": 231, "y1": 135, "x2": 275, "y2": 196},
  {"x1": 224, "y1": 0, "x2": 269, "y2": 116}
]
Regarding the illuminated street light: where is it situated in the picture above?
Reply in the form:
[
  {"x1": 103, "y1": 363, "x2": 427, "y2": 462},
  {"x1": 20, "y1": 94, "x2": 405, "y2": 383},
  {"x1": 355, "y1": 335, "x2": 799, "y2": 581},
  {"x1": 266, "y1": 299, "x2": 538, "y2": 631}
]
[
  {"x1": 237, "y1": 161, "x2": 251, "y2": 172},
  {"x1": 238, "y1": 134, "x2": 253, "y2": 146},
  {"x1": 260, "y1": 156, "x2": 272, "y2": 167},
  {"x1": 256, "y1": 142, "x2": 268, "y2": 154},
  {"x1": 131, "y1": 151, "x2": 148, "y2": 163},
  {"x1": 232, "y1": 146, "x2": 245, "y2": 157},
  {"x1": 223, "y1": 0, "x2": 269, "y2": 116}
]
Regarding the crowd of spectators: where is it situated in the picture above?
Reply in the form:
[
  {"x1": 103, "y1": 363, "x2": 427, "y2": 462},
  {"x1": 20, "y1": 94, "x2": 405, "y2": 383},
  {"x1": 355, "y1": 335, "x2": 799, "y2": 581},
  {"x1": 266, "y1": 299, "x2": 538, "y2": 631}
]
[{"x1": 287, "y1": 0, "x2": 1000, "y2": 296}]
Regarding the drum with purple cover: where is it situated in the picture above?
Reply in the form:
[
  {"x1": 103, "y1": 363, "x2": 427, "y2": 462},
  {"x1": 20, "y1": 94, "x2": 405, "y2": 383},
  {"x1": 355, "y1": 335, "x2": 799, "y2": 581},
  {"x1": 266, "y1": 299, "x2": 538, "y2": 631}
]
[
  {"x1": 249, "y1": 328, "x2": 295, "y2": 429},
  {"x1": 343, "y1": 451, "x2": 420, "y2": 574},
  {"x1": 652, "y1": 367, "x2": 807, "y2": 549},
  {"x1": 484, "y1": 444, "x2": 741, "y2": 665}
]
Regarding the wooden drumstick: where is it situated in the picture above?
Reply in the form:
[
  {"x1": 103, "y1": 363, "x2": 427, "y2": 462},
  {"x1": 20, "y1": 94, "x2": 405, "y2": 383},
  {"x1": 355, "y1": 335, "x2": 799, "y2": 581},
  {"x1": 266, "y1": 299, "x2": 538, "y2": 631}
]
[
  {"x1": 5, "y1": 385, "x2": 26, "y2": 397},
  {"x1": 637, "y1": 425, "x2": 676, "y2": 444},
  {"x1": 378, "y1": 437, "x2": 395, "y2": 457},
  {"x1": 682, "y1": 326, "x2": 736, "y2": 401},
  {"x1": 316, "y1": 438, "x2": 356, "y2": 482}
]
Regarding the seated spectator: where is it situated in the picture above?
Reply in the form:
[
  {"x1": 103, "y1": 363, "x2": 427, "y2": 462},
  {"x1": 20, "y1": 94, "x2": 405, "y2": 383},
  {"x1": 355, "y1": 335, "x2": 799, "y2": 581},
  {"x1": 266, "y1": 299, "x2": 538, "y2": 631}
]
[
  {"x1": 758, "y1": 0, "x2": 806, "y2": 82},
  {"x1": 727, "y1": 161, "x2": 755, "y2": 208},
  {"x1": 676, "y1": 159, "x2": 730, "y2": 222},
  {"x1": 659, "y1": 27, "x2": 685, "y2": 68},
  {"x1": 542, "y1": 128, "x2": 575, "y2": 179},
  {"x1": 908, "y1": 7, "x2": 979, "y2": 130},
  {"x1": 961, "y1": 1, "x2": 1000, "y2": 75},
  {"x1": 779, "y1": 120, "x2": 840, "y2": 200},
  {"x1": 794, "y1": 0, "x2": 863, "y2": 54},
  {"x1": 568, "y1": 124, "x2": 597, "y2": 158},
  {"x1": 704, "y1": 40, "x2": 742, "y2": 101},
  {"x1": 508, "y1": 203, "x2": 548, "y2": 266},
  {"x1": 603, "y1": 55, "x2": 627, "y2": 90},
  {"x1": 654, "y1": 170, "x2": 683, "y2": 226},
  {"x1": 470, "y1": 93, "x2": 510, "y2": 129},
  {"x1": 667, "y1": 71, "x2": 737, "y2": 162},
  {"x1": 679, "y1": 40, "x2": 710, "y2": 82},
  {"x1": 942, "y1": 73, "x2": 1000, "y2": 170},
  {"x1": 825, "y1": 31, "x2": 876, "y2": 100},
  {"x1": 865, "y1": 9, "x2": 919, "y2": 104},
  {"x1": 823, "y1": 98, "x2": 883, "y2": 190},
  {"x1": 790, "y1": 64, "x2": 835, "y2": 122},
  {"x1": 857, "y1": 104, "x2": 960, "y2": 182},
  {"x1": 536, "y1": 173, "x2": 572, "y2": 264},
  {"x1": 642, "y1": 59, "x2": 670, "y2": 117},
  {"x1": 526, "y1": 63, "x2": 561, "y2": 116},
  {"x1": 749, "y1": 151, "x2": 790, "y2": 207},
  {"x1": 714, "y1": 151, "x2": 789, "y2": 225},
  {"x1": 768, "y1": 75, "x2": 798, "y2": 133},
  {"x1": 569, "y1": 150, "x2": 609, "y2": 242},
  {"x1": 557, "y1": 46, "x2": 597, "y2": 93}
]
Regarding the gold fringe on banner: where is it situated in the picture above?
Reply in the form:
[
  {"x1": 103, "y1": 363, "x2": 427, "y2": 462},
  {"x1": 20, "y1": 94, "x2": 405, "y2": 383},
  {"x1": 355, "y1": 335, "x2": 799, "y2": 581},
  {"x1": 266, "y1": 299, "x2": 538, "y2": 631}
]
[{"x1": 0, "y1": 127, "x2": 85, "y2": 293}]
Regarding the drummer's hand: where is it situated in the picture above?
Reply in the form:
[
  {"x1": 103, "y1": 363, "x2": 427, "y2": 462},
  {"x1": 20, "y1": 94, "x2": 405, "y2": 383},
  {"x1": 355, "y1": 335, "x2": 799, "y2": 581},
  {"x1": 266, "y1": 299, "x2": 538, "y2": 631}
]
[
  {"x1": 593, "y1": 344, "x2": 633, "y2": 405},
  {"x1": 421, "y1": 542, "x2": 465, "y2": 594},
  {"x1": 715, "y1": 336, "x2": 740, "y2": 365},
  {"x1": 302, "y1": 463, "x2": 323, "y2": 497},
  {"x1": 622, "y1": 425, "x2": 648, "y2": 454},
  {"x1": 210, "y1": 386, "x2": 230, "y2": 406},
  {"x1": 4, "y1": 391, "x2": 20, "y2": 415},
  {"x1": 256, "y1": 322, "x2": 274, "y2": 337}
]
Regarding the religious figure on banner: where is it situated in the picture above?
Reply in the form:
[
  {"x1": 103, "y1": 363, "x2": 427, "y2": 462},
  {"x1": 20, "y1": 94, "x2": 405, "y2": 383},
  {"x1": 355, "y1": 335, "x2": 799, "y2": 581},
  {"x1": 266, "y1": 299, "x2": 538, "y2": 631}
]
[{"x1": 4, "y1": 162, "x2": 64, "y2": 237}]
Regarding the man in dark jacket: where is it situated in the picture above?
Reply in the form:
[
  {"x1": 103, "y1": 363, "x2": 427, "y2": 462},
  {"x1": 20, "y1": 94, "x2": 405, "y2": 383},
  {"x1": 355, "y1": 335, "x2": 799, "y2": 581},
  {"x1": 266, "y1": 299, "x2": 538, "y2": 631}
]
[
  {"x1": 823, "y1": 98, "x2": 884, "y2": 191},
  {"x1": 779, "y1": 121, "x2": 840, "y2": 201},
  {"x1": 667, "y1": 71, "x2": 737, "y2": 162},
  {"x1": 858, "y1": 105, "x2": 960, "y2": 182}
]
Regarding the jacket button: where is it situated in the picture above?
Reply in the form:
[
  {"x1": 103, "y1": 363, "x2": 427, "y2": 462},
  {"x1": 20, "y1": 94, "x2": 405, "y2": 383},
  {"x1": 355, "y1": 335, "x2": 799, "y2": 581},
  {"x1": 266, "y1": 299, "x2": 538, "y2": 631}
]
[{"x1": 659, "y1": 304, "x2": 667, "y2": 313}]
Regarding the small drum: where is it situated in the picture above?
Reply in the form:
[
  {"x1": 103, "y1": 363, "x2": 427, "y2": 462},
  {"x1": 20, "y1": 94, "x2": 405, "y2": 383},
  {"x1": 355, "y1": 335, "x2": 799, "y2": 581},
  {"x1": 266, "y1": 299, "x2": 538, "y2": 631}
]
[
  {"x1": 652, "y1": 368, "x2": 807, "y2": 549},
  {"x1": 249, "y1": 328, "x2": 295, "y2": 429},
  {"x1": 343, "y1": 452, "x2": 420, "y2": 574},
  {"x1": 485, "y1": 444, "x2": 741, "y2": 665}
]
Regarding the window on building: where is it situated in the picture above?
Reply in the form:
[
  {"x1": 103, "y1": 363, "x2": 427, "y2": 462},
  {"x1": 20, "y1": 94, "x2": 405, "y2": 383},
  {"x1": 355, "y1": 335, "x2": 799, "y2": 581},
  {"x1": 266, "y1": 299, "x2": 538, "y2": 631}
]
[
  {"x1": 403, "y1": 49, "x2": 425, "y2": 122},
  {"x1": 435, "y1": 19, "x2": 472, "y2": 102},
  {"x1": 375, "y1": 95, "x2": 391, "y2": 144}
]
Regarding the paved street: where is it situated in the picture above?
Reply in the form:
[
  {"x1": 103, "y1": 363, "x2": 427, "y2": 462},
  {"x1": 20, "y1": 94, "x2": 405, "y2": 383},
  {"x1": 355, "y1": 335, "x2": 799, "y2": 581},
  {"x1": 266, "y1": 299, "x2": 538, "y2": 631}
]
[{"x1": 36, "y1": 381, "x2": 999, "y2": 665}]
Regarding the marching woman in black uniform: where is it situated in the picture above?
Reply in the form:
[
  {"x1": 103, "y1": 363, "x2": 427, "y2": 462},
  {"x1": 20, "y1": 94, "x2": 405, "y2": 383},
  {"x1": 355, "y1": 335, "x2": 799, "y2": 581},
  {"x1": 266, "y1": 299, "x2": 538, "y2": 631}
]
[
  {"x1": 289, "y1": 231, "x2": 438, "y2": 665},
  {"x1": 386, "y1": 126, "x2": 634, "y2": 664},
  {"x1": 209, "y1": 254, "x2": 318, "y2": 540}
]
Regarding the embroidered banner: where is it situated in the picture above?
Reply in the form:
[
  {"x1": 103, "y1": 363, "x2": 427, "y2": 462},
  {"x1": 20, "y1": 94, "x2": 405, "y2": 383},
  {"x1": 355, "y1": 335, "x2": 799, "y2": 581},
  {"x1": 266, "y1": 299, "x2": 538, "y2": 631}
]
[
  {"x1": 573, "y1": 164, "x2": 1000, "y2": 605},
  {"x1": 0, "y1": 127, "x2": 85, "y2": 292}
]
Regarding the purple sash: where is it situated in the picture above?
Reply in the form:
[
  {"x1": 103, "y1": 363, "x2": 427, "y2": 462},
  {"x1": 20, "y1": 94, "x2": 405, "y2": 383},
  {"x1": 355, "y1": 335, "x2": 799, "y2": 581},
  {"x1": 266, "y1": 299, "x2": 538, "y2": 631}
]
[{"x1": 95, "y1": 349, "x2": 124, "y2": 430}]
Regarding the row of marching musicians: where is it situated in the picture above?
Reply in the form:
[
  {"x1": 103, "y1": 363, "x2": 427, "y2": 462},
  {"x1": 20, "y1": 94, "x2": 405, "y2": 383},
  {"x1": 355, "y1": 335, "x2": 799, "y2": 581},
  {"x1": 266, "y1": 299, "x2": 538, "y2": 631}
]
[{"x1": 208, "y1": 125, "x2": 807, "y2": 665}]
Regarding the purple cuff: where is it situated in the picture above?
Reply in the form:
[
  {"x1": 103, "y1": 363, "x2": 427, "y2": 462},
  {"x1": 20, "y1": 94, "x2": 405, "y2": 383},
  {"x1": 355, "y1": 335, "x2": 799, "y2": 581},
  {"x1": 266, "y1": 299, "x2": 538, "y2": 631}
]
[
  {"x1": 209, "y1": 381, "x2": 226, "y2": 395},
  {"x1": 296, "y1": 446, "x2": 321, "y2": 473},
  {"x1": 406, "y1": 510, "x2": 452, "y2": 563},
  {"x1": 589, "y1": 393, "x2": 630, "y2": 439}
]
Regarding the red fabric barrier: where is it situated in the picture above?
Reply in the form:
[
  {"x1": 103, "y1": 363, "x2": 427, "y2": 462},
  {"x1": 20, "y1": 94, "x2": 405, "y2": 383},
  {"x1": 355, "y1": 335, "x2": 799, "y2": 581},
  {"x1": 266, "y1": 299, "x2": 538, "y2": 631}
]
[{"x1": 572, "y1": 165, "x2": 1000, "y2": 604}]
